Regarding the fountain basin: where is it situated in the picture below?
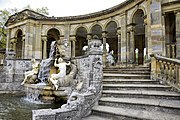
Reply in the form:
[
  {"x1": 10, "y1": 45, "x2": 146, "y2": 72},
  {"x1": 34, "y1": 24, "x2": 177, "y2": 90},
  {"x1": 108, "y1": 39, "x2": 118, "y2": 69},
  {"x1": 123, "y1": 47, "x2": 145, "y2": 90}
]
[{"x1": 24, "y1": 83, "x2": 70, "y2": 103}]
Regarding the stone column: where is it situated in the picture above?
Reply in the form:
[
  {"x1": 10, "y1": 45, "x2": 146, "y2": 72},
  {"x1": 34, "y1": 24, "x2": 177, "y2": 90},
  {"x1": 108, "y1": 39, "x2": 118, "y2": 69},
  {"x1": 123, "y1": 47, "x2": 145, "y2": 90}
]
[
  {"x1": 120, "y1": 12, "x2": 127, "y2": 64},
  {"x1": 130, "y1": 28, "x2": 135, "y2": 63},
  {"x1": 102, "y1": 31, "x2": 107, "y2": 67},
  {"x1": 117, "y1": 28, "x2": 121, "y2": 64},
  {"x1": 127, "y1": 32, "x2": 130, "y2": 63},
  {"x1": 12, "y1": 38, "x2": 17, "y2": 52},
  {"x1": 175, "y1": 11, "x2": 180, "y2": 59},
  {"x1": 6, "y1": 29, "x2": 10, "y2": 52},
  {"x1": 162, "y1": 13, "x2": 166, "y2": 56},
  {"x1": 42, "y1": 36, "x2": 47, "y2": 59},
  {"x1": 166, "y1": 45, "x2": 170, "y2": 58},
  {"x1": 70, "y1": 36, "x2": 76, "y2": 57},
  {"x1": 171, "y1": 44, "x2": 176, "y2": 58},
  {"x1": 21, "y1": 35, "x2": 25, "y2": 59}
]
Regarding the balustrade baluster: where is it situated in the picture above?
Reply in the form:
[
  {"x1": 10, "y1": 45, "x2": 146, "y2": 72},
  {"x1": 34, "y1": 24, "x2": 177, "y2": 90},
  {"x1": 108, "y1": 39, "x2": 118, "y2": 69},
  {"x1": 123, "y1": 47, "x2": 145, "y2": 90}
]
[
  {"x1": 156, "y1": 60, "x2": 161, "y2": 78},
  {"x1": 169, "y1": 63, "x2": 173, "y2": 81},
  {"x1": 164, "y1": 62, "x2": 168, "y2": 80}
]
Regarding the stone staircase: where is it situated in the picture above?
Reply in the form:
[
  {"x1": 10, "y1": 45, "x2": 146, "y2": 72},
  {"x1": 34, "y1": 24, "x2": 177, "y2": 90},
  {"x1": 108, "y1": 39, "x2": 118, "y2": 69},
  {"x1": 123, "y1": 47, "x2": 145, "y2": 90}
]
[{"x1": 92, "y1": 66, "x2": 180, "y2": 120}]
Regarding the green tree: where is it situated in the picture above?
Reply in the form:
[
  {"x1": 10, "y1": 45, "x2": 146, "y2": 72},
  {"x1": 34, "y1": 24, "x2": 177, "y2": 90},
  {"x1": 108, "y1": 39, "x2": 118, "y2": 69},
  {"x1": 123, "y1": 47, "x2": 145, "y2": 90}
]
[
  {"x1": 24, "y1": 5, "x2": 49, "y2": 15},
  {"x1": 0, "y1": 8, "x2": 18, "y2": 48}
]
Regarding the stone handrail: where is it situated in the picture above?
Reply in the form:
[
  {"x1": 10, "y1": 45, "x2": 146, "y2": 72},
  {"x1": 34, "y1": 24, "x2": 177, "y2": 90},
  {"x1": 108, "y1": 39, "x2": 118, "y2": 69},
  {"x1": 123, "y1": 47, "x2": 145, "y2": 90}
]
[{"x1": 150, "y1": 54, "x2": 180, "y2": 91}]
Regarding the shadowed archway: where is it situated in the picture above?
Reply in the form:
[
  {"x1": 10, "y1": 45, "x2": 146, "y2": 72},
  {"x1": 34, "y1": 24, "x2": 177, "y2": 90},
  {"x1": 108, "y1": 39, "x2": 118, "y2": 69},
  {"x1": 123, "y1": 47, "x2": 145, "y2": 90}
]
[
  {"x1": 133, "y1": 9, "x2": 145, "y2": 64},
  {"x1": 106, "y1": 21, "x2": 118, "y2": 61},
  {"x1": 75, "y1": 27, "x2": 87, "y2": 56},
  {"x1": 46, "y1": 28, "x2": 60, "y2": 58},
  {"x1": 16, "y1": 29, "x2": 23, "y2": 58}
]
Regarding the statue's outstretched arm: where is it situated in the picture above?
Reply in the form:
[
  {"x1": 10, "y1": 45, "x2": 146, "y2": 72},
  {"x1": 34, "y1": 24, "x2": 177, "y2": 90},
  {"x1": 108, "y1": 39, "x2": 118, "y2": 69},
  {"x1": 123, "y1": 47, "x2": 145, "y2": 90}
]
[
  {"x1": 66, "y1": 61, "x2": 71, "y2": 66},
  {"x1": 54, "y1": 58, "x2": 58, "y2": 67}
]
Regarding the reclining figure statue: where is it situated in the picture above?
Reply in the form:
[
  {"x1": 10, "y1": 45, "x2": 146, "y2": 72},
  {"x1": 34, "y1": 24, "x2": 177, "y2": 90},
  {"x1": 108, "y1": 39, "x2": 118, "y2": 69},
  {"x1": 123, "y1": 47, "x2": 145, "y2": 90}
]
[
  {"x1": 21, "y1": 59, "x2": 40, "y2": 85},
  {"x1": 49, "y1": 57, "x2": 71, "y2": 90}
]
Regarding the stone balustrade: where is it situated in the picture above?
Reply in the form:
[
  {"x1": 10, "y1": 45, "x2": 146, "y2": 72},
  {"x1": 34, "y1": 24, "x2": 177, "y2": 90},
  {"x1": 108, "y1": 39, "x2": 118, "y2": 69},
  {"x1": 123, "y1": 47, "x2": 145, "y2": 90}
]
[
  {"x1": 166, "y1": 43, "x2": 176, "y2": 58},
  {"x1": 150, "y1": 54, "x2": 180, "y2": 91}
]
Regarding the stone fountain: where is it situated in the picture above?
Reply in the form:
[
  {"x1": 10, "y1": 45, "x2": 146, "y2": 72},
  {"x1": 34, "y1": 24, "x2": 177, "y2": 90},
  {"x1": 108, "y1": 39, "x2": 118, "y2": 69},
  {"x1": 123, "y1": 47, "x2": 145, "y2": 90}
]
[
  {"x1": 21, "y1": 36, "x2": 103, "y2": 120},
  {"x1": 23, "y1": 40, "x2": 78, "y2": 103}
]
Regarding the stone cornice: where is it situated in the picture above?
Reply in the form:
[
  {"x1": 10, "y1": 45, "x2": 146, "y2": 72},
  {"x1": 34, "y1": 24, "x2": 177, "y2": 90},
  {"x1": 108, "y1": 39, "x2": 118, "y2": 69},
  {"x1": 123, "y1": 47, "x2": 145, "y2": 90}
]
[
  {"x1": 5, "y1": 0, "x2": 135, "y2": 26},
  {"x1": 161, "y1": 0, "x2": 180, "y2": 6}
]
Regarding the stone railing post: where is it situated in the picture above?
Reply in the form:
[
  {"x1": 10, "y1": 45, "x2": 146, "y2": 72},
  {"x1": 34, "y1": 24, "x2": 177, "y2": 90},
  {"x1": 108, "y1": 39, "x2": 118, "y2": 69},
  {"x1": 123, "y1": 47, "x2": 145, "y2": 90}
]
[
  {"x1": 150, "y1": 54, "x2": 157, "y2": 80},
  {"x1": 175, "y1": 65, "x2": 180, "y2": 86},
  {"x1": 164, "y1": 62, "x2": 168, "y2": 80},
  {"x1": 156, "y1": 60, "x2": 161, "y2": 78}
]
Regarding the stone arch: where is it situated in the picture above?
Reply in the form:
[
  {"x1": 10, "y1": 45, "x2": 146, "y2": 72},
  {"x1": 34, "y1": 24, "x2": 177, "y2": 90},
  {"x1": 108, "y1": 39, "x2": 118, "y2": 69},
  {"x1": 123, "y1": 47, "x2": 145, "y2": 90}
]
[
  {"x1": 75, "y1": 26, "x2": 88, "y2": 56},
  {"x1": 90, "y1": 24, "x2": 103, "y2": 39},
  {"x1": 105, "y1": 21, "x2": 118, "y2": 61},
  {"x1": 15, "y1": 29, "x2": 23, "y2": 58},
  {"x1": 13, "y1": 27, "x2": 24, "y2": 38},
  {"x1": 74, "y1": 24, "x2": 89, "y2": 35},
  {"x1": 89, "y1": 22, "x2": 103, "y2": 32},
  {"x1": 44, "y1": 26, "x2": 62, "y2": 37},
  {"x1": 104, "y1": 19, "x2": 119, "y2": 31},
  {"x1": 130, "y1": 6, "x2": 147, "y2": 24}
]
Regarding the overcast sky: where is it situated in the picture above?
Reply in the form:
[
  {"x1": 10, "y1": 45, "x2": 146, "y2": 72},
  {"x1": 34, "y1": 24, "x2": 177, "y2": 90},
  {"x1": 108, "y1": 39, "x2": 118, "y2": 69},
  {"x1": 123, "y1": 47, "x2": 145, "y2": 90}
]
[{"x1": 0, "y1": 0, "x2": 126, "y2": 17}]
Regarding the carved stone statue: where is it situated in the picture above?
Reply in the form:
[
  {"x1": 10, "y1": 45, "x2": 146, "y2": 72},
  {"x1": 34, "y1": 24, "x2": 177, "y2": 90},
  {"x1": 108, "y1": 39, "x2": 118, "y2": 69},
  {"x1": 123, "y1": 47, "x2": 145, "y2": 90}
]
[
  {"x1": 49, "y1": 57, "x2": 71, "y2": 90},
  {"x1": 21, "y1": 59, "x2": 40, "y2": 85},
  {"x1": 107, "y1": 50, "x2": 115, "y2": 66}
]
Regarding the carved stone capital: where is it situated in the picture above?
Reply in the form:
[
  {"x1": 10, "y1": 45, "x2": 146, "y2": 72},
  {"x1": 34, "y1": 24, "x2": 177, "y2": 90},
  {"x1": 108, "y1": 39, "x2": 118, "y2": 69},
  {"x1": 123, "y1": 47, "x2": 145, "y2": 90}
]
[
  {"x1": 102, "y1": 31, "x2": 107, "y2": 38},
  {"x1": 10, "y1": 38, "x2": 17, "y2": 43},
  {"x1": 41, "y1": 35, "x2": 47, "y2": 42},
  {"x1": 69, "y1": 35, "x2": 76, "y2": 42},
  {"x1": 174, "y1": 10, "x2": 180, "y2": 15},
  {"x1": 117, "y1": 27, "x2": 121, "y2": 35}
]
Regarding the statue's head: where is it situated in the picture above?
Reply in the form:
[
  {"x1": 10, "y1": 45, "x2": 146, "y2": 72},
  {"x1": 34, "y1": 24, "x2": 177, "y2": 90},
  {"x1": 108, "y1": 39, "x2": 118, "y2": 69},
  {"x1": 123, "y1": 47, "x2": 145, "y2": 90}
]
[
  {"x1": 31, "y1": 58, "x2": 36, "y2": 63},
  {"x1": 58, "y1": 58, "x2": 63, "y2": 63}
]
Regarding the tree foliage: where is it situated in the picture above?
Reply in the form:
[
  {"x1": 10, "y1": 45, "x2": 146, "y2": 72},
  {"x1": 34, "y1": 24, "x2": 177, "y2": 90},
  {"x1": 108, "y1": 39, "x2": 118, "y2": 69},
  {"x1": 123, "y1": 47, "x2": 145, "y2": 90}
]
[
  {"x1": 23, "y1": 5, "x2": 49, "y2": 15},
  {"x1": 0, "y1": 6, "x2": 49, "y2": 49},
  {"x1": 0, "y1": 8, "x2": 18, "y2": 48}
]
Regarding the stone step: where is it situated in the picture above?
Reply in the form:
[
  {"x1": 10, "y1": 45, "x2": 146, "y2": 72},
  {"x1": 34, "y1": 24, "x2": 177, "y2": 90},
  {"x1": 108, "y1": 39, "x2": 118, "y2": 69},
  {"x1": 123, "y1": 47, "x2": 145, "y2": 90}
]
[
  {"x1": 103, "y1": 84, "x2": 172, "y2": 91},
  {"x1": 103, "y1": 71, "x2": 150, "y2": 75},
  {"x1": 103, "y1": 68, "x2": 150, "y2": 71},
  {"x1": 103, "y1": 66, "x2": 150, "y2": 70},
  {"x1": 103, "y1": 79, "x2": 159, "y2": 84},
  {"x1": 103, "y1": 73, "x2": 150, "y2": 79},
  {"x1": 92, "y1": 105, "x2": 180, "y2": 120},
  {"x1": 98, "y1": 97, "x2": 180, "y2": 115},
  {"x1": 102, "y1": 90, "x2": 180, "y2": 100}
]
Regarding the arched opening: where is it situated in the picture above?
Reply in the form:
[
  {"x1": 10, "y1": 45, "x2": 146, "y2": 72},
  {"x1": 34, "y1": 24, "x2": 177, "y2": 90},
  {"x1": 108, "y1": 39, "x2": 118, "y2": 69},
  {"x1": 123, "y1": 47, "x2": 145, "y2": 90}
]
[
  {"x1": 91, "y1": 24, "x2": 102, "y2": 39},
  {"x1": 16, "y1": 29, "x2": 23, "y2": 58},
  {"x1": 165, "y1": 12, "x2": 176, "y2": 58},
  {"x1": 133, "y1": 9, "x2": 145, "y2": 64},
  {"x1": 75, "y1": 27, "x2": 87, "y2": 56},
  {"x1": 106, "y1": 21, "x2": 118, "y2": 61},
  {"x1": 46, "y1": 28, "x2": 60, "y2": 58}
]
